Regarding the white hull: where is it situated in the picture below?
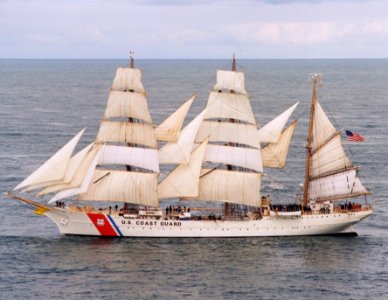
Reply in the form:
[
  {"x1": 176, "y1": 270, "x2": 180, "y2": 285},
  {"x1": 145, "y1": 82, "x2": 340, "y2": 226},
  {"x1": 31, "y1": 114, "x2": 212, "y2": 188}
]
[{"x1": 44, "y1": 208, "x2": 373, "y2": 237}]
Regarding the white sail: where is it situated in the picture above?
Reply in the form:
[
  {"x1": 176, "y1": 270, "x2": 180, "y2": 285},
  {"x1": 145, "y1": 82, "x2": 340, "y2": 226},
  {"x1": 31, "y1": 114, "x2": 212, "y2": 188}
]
[
  {"x1": 196, "y1": 121, "x2": 261, "y2": 149},
  {"x1": 96, "y1": 120, "x2": 157, "y2": 148},
  {"x1": 14, "y1": 128, "x2": 85, "y2": 191},
  {"x1": 313, "y1": 101, "x2": 337, "y2": 150},
  {"x1": 159, "y1": 109, "x2": 207, "y2": 164},
  {"x1": 20, "y1": 181, "x2": 62, "y2": 193},
  {"x1": 98, "y1": 145, "x2": 159, "y2": 173},
  {"x1": 27, "y1": 143, "x2": 94, "y2": 194},
  {"x1": 104, "y1": 91, "x2": 152, "y2": 123},
  {"x1": 311, "y1": 134, "x2": 352, "y2": 178},
  {"x1": 206, "y1": 91, "x2": 256, "y2": 124},
  {"x1": 158, "y1": 140, "x2": 208, "y2": 199},
  {"x1": 155, "y1": 95, "x2": 195, "y2": 142},
  {"x1": 213, "y1": 70, "x2": 247, "y2": 95},
  {"x1": 63, "y1": 143, "x2": 95, "y2": 182},
  {"x1": 48, "y1": 145, "x2": 103, "y2": 203},
  {"x1": 39, "y1": 144, "x2": 100, "y2": 196},
  {"x1": 258, "y1": 102, "x2": 299, "y2": 144},
  {"x1": 111, "y1": 68, "x2": 145, "y2": 94},
  {"x1": 78, "y1": 170, "x2": 159, "y2": 207},
  {"x1": 190, "y1": 169, "x2": 261, "y2": 207},
  {"x1": 307, "y1": 98, "x2": 367, "y2": 203},
  {"x1": 204, "y1": 144, "x2": 263, "y2": 172},
  {"x1": 309, "y1": 169, "x2": 368, "y2": 201},
  {"x1": 36, "y1": 143, "x2": 94, "y2": 195},
  {"x1": 262, "y1": 120, "x2": 297, "y2": 168}
]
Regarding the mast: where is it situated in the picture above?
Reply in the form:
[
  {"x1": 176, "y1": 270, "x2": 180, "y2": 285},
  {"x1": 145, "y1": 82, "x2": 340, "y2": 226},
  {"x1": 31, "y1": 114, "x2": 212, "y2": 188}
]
[
  {"x1": 303, "y1": 74, "x2": 320, "y2": 207},
  {"x1": 225, "y1": 54, "x2": 237, "y2": 217},
  {"x1": 130, "y1": 50, "x2": 135, "y2": 69},
  {"x1": 126, "y1": 50, "x2": 135, "y2": 173}
]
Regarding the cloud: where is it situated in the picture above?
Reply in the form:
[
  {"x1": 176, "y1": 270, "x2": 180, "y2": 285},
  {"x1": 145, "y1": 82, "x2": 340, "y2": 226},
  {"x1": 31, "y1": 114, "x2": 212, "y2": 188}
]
[
  {"x1": 364, "y1": 19, "x2": 388, "y2": 35},
  {"x1": 136, "y1": 0, "x2": 376, "y2": 6},
  {"x1": 1, "y1": 0, "x2": 388, "y2": 58},
  {"x1": 227, "y1": 21, "x2": 356, "y2": 45}
]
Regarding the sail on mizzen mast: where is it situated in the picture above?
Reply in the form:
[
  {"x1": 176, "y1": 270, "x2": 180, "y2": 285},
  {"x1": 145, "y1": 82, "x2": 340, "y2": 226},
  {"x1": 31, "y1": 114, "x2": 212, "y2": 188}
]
[{"x1": 306, "y1": 80, "x2": 368, "y2": 202}]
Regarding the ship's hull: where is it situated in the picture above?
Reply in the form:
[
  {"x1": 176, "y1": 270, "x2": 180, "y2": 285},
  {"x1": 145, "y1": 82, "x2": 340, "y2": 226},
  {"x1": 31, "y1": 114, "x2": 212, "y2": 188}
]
[{"x1": 44, "y1": 209, "x2": 372, "y2": 237}]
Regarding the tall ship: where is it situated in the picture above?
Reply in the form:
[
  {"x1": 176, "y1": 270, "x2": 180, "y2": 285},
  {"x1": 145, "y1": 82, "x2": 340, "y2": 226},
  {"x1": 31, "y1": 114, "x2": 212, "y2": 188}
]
[{"x1": 5, "y1": 56, "x2": 373, "y2": 237}]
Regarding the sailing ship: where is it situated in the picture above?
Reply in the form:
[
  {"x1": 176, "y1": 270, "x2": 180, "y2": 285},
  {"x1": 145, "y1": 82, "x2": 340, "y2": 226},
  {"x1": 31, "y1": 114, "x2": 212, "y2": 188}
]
[{"x1": 5, "y1": 56, "x2": 373, "y2": 237}]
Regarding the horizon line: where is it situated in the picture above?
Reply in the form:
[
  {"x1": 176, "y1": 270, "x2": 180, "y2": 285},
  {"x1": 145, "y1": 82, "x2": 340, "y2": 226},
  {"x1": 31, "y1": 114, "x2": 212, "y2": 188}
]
[{"x1": 1, "y1": 57, "x2": 388, "y2": 60}]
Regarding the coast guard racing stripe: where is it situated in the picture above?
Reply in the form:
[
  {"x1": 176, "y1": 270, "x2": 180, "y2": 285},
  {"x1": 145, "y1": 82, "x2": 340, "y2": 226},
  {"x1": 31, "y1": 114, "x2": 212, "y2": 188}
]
[
  {"x1": 87, "y1": 213, "x2": 118, "y2": 237},
  {"x1": 107, "y1": 215, "x2": 123, "y2": 237}
]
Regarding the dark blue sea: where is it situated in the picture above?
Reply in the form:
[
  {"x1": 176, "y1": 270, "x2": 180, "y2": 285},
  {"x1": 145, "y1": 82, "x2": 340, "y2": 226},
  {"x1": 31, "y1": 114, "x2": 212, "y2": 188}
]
[{"x1": 0, "y1": 59, "x2": 387, "y2": 299}]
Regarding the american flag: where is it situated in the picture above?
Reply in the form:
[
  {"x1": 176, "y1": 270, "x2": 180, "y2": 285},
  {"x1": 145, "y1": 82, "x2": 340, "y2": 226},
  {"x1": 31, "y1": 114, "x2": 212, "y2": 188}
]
[{"x1": 345, "y1": 130, "x2": 365, "y2": 142}]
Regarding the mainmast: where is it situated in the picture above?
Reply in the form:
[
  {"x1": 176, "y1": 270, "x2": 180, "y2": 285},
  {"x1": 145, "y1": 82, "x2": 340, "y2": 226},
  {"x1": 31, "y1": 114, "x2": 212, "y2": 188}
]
[
  {"x1": 303, "y1": 74, "x2": 321, "y2": 207},
  {"x1": 126, "y1": 50, "x2": 135, "y2": 173},
  {"x1": 224, "y1": 54, "x2": 237, "y2": 217},
  {"x1": 232, "y1": 53, "x2": 236, "y2": 72},
  {"x1": 130, "y1": 50, "x2": 135, "y2": 69}
]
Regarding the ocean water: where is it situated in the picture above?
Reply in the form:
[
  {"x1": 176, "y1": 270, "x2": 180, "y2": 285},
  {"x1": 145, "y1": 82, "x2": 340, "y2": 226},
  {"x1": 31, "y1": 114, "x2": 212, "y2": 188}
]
[{"x1": 0, "y1": 59, "x2": 387, "y2": 299}]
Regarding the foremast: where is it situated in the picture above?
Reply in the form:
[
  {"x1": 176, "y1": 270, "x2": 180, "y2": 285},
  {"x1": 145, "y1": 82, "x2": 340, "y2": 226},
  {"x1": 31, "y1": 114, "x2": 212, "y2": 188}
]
[
  {"x1": 13, "y1": 52, "x2": 162, "y2": 207},
  {"x1": 225, "y1": 54, "x2": 237, "y2": 216}
]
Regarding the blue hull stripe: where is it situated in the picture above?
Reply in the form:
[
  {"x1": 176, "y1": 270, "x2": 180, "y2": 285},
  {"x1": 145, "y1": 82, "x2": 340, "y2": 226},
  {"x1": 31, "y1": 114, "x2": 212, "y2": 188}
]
[{"x1": 107, "y1": 215, "x2": 123, "y2": 237}]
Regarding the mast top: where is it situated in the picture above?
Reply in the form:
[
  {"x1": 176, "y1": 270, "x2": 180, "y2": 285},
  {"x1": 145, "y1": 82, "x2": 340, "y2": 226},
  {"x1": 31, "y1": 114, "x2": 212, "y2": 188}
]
[
  {"x1": 309, "y1": 73, "x2": 322, "y2": 86},
  {"x1": 130, "y1": 50, "x2": 135, "y2": 69},
  {"x1": 232, "y1": 53, "x2": 237, "y2": 71}
]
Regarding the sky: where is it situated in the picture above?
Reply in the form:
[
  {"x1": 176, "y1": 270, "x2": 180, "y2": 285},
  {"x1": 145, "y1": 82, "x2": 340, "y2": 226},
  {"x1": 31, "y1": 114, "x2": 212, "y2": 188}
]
[{"x1": 1, "y1": 0, "x2": 388, "y2": 58}]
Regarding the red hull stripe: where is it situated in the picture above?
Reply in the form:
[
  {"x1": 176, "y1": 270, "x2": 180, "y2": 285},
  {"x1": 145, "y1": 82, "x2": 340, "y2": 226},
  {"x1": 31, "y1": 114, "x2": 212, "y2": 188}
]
[{"x1": 87, "y1": 213, "x2": 118, "y2": 237}]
